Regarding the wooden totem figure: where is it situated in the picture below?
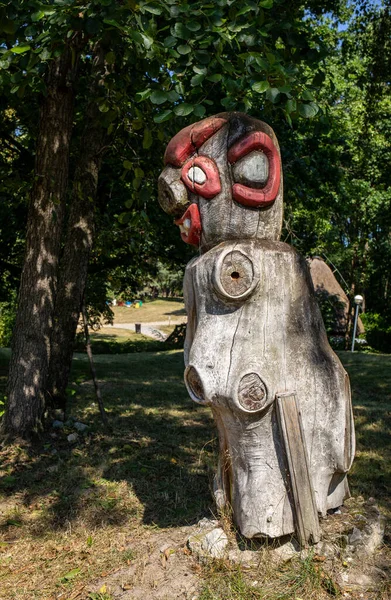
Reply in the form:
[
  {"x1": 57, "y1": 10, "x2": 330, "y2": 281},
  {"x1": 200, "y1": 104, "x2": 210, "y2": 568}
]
[{"x1": 158, "y1": 113, "x2": 355, "y2": 545}]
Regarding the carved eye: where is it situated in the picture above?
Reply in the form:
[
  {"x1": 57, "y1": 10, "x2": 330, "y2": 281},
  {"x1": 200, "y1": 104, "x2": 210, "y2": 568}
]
[
  {"x1": 188, "y1": 166, "x2": 206, "y2": 184},
  {"x1": 212, "y1": 248, "x2": 259, "y2": 302},
  {"x1": 181, "y1": 156, "x2": 221, "y2": 199},
  {"x1": 227, "y1": 131, "x2": 281, "y2": 208},
  {"x1": 232, "y1": 151, "x2": 269, "y2": 188}
]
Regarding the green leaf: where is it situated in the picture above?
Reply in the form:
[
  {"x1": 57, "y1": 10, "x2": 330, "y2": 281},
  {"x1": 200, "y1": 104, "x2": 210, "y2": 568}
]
[
  {"x1": 167, "y1": 90, "x2": 180, "y2": 101},
  {"x1": 103, "y1": 18, "x2": 125, "y2": 31},
  {"x1": 207, "y1": 74, "x2": 222, "y2": 83},
  {"x1": 134, "y1": 167, "x2": 145, "y2": 179},
  {"x1": 286, "y1": 99, "x2": 297, "y2": 113},
  {"x1": 153, "y1": 110, "x2": 173, "y2": 123},
  {"x1": 11, "y1": 45, "x2": 30, "y2": 55},
  {"x1": 193, "y1": 65, "x2": 207, "y2": 75},
  {"x1": 118, "y1": 212, "x2": 131, "y2": 225},
  {"x1": 186, "y1": 21, "x2": 201, "y2": 31},
  {"x1": 105, "y1": 51, "x2": 116, "y2": 65},
  {"x1": 194, "y1": 105, "x2": 206, "y2": 117},
  {"x1": 164, "y1": 36, "x2": 177, "y2": 48},
  {"x1": 254, "y1": 55, "x2": 268, "y2": 70},
  {"x1": 301, "y1": 89, "x2": 314, "y2": 101},
  {"x1": 266, "y1": 87, "x2": 280, "y2": 103},
  {"x1": 298, "y1": 102, "x2": 319, "y2": 118},
  {"x1": 172, "y1": 23, "x2": 189, "y2": 39},
  {"x1": 136, "y1": 89, "x2": 151, "y2": 102},
  {"x1": 61, "y1": 568, "x2": 81, "y2": 582},
  {"x1": 236, "y1": 5, "x2": 254, "y2": 16},
  {"x1": 174, "y1": 103, "x2": 194, "y2": 116},
  {"x1": 259, "y1": 0, "x2": 273, "y2": 8},
  {"x1": 123, "y1": 160, "x2": 132, "y2": 170},
  {"x1": 31, "y1": 11, "x2": 45, "y2": 22},
  {"x1": 177, "y1": 44, "x2": 191, "y2": 55},
  {"x1": 142, "y1": 3, "x2": 163, "y2": 15},
  {"x1": 191, "y1": 73, "x2": 205, "y2": 86},
  {"x1": 252, "y1": 80, "x2": 270, "y2": 93},
  {"x1": 195, "y1": 50, "x2": 210, "y2": 64},
  {"x1": 143, "y1": 128, "x2": 153, "y2": 150},
  {"x1": 150, "y1": 90, "x2": 168, "y2": 105},
  {"x1": 129, "y1": 30, "x2": 153, "y2": 50}
]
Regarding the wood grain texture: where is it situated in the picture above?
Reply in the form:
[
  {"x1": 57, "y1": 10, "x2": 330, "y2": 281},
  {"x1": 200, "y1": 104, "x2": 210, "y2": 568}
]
[
  {"x1": 183, "y1": 240, "x2": 355, "y2": 539},
  {"x1": 276, "y1": 392, "x2": 320, "y2": 546}
]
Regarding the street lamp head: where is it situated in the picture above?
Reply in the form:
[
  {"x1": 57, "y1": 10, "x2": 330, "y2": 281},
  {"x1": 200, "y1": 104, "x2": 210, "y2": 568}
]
[{"x1": 354, "y1": 294, "x2": 364, "y2": 305}]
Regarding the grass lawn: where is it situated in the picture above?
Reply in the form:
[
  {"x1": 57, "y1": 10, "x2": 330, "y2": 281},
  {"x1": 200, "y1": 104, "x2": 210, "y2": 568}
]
[
  {"x1": 0, "y1": 348, "x2": 390, "y2": 599},
  {"x1": 110, "y1": 298, "x2": 186, "y2": 324}
]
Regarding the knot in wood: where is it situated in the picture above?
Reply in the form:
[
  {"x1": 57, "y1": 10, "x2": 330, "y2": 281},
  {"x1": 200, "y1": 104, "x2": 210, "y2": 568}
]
[
  {"x1": 238, "y1": 373, "x2": 267, "y2": 412},
  {"x1": 214, "y1": 249, "x2": 257, "y2": 300}
]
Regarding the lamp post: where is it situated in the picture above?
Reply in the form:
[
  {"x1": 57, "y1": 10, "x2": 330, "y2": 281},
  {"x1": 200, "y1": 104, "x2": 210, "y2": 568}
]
[{"x1": 351, "y1": 294, "x2": 364, "y2": 352}]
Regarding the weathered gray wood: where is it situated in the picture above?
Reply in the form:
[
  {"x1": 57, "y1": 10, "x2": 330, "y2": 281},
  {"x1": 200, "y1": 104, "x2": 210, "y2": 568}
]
[
  {"x1": 159, "y1": 112, "x2": 355, "y2": 544},
  {"x1": 183, "y1": 240, "x2": 355, "y2": 539},
  {"x1": 276, "y1": 392, "x2": 320, "y2": 546}
]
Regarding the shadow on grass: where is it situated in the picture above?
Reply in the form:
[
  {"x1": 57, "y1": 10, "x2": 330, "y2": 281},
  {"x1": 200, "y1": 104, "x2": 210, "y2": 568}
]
[
  {"x1": 0, "y1": 350, "x2": 217, "y2": 538},
  {"x1": 0, "y1": 350, "x2": 390, "y2": 541},
  {"x1": 337, "y1": 352, "x2": 391, "y2": 512}
]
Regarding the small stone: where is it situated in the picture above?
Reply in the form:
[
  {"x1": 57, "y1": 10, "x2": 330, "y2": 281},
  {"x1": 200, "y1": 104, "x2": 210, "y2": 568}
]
[
  {"x1": 348, "y1": 527, "x2": 362, "y2": 545},
  {"x1": 67, "y1": 433, "x2": 78, "y2": 444},
  {"x1": 52, "y1": 420, "x2": 64, "y2": 429},
  {"x1": 74, "y1": 422, "x2": 88, "y2": 433},
  {"x1": 197, "y1": 518, "x2": 219, "y2": 530},
  {"x1": 270, "y1": 540, "x2": 300, "y2": 562},
  {"x1": 201, "y1": 528, "x2": 228, "y2": 558}
]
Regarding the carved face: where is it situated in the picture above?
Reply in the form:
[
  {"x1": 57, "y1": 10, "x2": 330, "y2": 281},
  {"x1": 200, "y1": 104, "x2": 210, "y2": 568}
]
[{"x1": 158, "y1": 112, "x2": 283, "y2": 250}]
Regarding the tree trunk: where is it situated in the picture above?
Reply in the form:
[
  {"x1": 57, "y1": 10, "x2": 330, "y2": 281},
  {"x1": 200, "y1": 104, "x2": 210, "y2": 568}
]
[
  {"x1": 47, "y1": 47, "x2": 108, "y2": 408},
  {"x1": 2, "y1": 48, "x2": 79, "y2": 439}
]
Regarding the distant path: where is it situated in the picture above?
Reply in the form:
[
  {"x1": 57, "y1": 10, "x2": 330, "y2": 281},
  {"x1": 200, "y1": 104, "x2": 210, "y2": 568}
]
[{"x1": 108, "y1": 319, "x2": 187, "y2": 341}]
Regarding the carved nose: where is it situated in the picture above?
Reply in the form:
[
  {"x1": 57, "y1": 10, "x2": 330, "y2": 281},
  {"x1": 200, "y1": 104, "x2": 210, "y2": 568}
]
[
  {"x1": 158, "y1": 166, "x2": 189, "y2": 217},
  {"x1": 184, "y1": 365, "x2": 208, "y2": 405}
]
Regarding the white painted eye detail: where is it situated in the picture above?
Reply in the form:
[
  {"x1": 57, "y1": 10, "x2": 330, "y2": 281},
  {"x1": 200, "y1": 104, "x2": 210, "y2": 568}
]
[
  {"x1": 232, "y1": 150, "x2": 269, "y2": 188},
  {"x1": 188, "y1": 165, "x2": 206, "y2": 184},
  {"x1": 179, "y1": 218, "x2": 191, "y2": 235}
]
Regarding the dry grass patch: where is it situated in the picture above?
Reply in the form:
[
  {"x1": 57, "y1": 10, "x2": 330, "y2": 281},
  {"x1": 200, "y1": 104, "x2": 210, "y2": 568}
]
[{"x1": 0, "y1": 349, "x2": 389, "y2": 599}]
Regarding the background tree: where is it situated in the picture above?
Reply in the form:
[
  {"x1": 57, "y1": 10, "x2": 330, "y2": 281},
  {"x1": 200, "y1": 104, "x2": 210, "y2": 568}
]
[{"x1": 2, "y1": 0, "x2": 389, "y2": 438}]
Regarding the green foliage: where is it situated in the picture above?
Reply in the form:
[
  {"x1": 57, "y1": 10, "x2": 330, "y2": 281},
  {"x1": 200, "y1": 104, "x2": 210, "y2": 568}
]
[
  {"x1": 361, "y1": 312, "x2": 391, "y2": 354},
  {"x1": 314, "y1": 289, "x2": 345, "y2": 335},
  {"x1": 0, "y1": 300, "x2": 16, "y2": 347}
]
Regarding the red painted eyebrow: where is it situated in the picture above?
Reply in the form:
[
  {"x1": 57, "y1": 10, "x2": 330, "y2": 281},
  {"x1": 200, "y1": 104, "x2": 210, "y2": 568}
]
[{"x1": 164, "y1": 116, "x2": 227, "y2": 167}]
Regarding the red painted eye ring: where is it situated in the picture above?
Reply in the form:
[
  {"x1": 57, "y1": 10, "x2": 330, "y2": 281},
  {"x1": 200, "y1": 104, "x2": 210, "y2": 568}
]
[
  {"x1": 174, "y1": 203, "x2": 201, "y2": 246},
  {"x1": 228, "y1": 131, "x2": 281, "y2": 207},
  {"x1": 181, "y1": 156, "x2": 221, "y2": 199}
]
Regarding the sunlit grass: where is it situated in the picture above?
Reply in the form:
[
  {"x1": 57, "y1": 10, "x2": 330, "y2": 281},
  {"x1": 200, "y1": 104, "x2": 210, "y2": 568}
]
[{"x1": 0, "y1": 349, "x2": 389, "y2": 598}]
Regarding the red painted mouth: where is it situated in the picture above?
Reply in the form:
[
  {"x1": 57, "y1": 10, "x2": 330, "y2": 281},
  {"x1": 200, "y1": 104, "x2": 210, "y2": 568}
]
[{"x1": 174, "y1": 203, "x2": 201, "y2": 246}]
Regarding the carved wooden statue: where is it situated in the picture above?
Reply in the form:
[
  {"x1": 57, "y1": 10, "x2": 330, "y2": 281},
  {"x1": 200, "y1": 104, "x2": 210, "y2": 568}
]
[{"x1": 158, "y1": 113, "x2": 355, "y2": 545}]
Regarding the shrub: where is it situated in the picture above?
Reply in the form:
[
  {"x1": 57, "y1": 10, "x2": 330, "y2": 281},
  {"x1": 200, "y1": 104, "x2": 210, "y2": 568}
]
[{"x1": 361, "y1": 312, "x2": 391, "y2": 354}]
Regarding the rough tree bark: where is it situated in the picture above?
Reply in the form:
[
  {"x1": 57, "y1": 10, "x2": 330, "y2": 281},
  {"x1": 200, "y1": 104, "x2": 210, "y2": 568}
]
[
  {"x1": 2, "y1": 46, "x2": 80, "y2": 439},
  {"x1": 47, "y1": 46, "x2": 108, "y2": 408}
]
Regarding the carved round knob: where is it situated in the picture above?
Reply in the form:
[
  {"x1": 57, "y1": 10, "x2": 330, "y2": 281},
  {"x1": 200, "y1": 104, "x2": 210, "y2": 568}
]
[
  {"x1": 213, "y1": 248, "x2": 259, "y2": 301},
  {"x1": 238, "y1": 373, "x2": 268, "y2": 412},
  {"x1": 184, "y1": 365, "x2": 208, "y2": 405}
]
